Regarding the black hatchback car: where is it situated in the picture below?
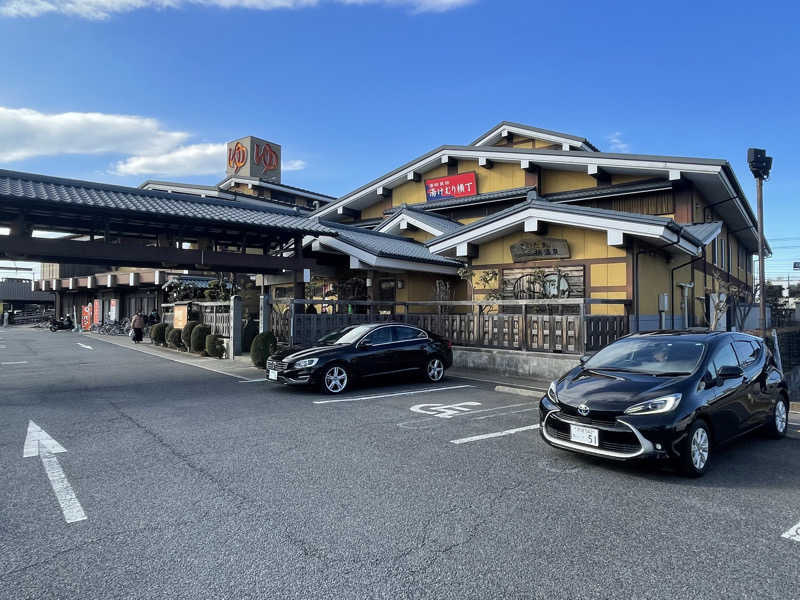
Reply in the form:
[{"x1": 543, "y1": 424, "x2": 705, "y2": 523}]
[
  {"x1": 539, "y1": 331, "x2": 788, "y2": 476},
  {"x1": 266, "y1": 323, "x2": 454, "y2": 394}
]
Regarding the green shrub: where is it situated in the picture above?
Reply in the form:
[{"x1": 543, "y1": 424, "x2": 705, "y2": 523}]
[
  {"x1": 181, "y1": 320, "x2": 200, "y2": 349},
  {"x1": 164, "y1": 324, "x2": 174, "y2": 346},
  {"x1": 190, "y1": 324, "x2": 211, "y2": 353},
  {"x1": 167, "y1": 327, "x2": 184, "y2": 350},
  {"x1": 242, "y1": 317, "x2": 259, "y2": 354},
  {"x1": 205, "y1": 334, "x2": 226, "y2": 358},
  {"x1": 250, "y1": 331, "x2": 277, "y2": 368},
  {"x1": 149, "y1": 322, "x2": 167, "y2": 345}
]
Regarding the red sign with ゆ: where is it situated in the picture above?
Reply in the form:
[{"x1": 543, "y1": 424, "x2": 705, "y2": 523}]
[{"x1": 424, "y1": 172, "x2": 477, "y2": 202}]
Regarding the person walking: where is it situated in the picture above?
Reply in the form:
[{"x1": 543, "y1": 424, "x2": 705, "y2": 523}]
[{"x1": 131, "y1": 311, "x2": 146, "y2": 344}]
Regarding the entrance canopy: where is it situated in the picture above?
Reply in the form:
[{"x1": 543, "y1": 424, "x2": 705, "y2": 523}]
[{"x1": 0, "y1": 169, "x2": 335, "y2": 273}]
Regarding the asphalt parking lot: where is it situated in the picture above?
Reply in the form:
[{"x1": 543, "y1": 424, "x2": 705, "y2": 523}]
[{"x1": 1, "y1": 327, "x2": 799, "y2": 599}]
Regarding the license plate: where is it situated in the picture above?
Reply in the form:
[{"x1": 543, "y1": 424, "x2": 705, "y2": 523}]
[
  {"x1": 570, "y1": 424, "x2": 599, "y2": 447},
  {"x1": 268, "y1": 369, "x2": 278, "y2": 381}
]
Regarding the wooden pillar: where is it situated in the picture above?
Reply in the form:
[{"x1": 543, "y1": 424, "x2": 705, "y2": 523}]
[{"x1": 230, "y1": 295, "x2": 242, "y2": 358}]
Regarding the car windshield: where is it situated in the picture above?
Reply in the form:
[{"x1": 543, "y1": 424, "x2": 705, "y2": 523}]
[
  {"x1": 322, "y1": 324, "x2": 374, "y2": 345},
  {"x1": 584, "y1": 338, "x2": 707, "y2": 375},
  {"x1": 317, "y1": 326, "x2": 357, "y2": 344}
]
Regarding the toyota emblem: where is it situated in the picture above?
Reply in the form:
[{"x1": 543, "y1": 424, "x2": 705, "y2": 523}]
[{"x1": 577, "y1": 404, "x2": 590, "y2": 416}]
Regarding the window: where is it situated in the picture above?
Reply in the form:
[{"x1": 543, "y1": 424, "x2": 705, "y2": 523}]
[
  {"x1": 363, "y1": 327, "x2": 392, "y2": 345},
  {"x1": 392, "y1": 326, "x2": 426, "y2": 341},
  {"x1": 712, "y1": 342, "x2": 739, "y2": 371},
  {"x1": 733, "y1": 340, "x2": 760, "y2": 367}
]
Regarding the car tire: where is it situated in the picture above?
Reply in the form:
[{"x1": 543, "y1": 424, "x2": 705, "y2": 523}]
[
  {"x1": 765, "y1": 396, "x2": 789, "y2": 439},
  {"x1": 321, "y1": 364, "x2": 350, "y2": 395},
  {"x1": 424, "y1": 356, "x2": 445, "y2": 383},
  {"x1": 679, "y1": 419, "x2": 711, "y2": 477}
]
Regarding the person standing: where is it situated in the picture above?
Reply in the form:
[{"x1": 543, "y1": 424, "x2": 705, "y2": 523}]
[{"x1": 131, "y1": 311, "x2": 146, "y2": 344}]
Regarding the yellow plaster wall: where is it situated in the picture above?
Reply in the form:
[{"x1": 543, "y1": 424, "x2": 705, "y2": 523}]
[
  {"x1": 361, "y1": 197, "x2": 392, "y2": 220},
  {"x1": 472, "y1": 225, "x2": 626, "y2": 266},
  {"x1": 458, "y1": 217, "x2": 483, "y2": 225},
  {"x1": 589, "y1": 291, "x2": 627, "y2": 315},
  {"x1": 589, "y1": 262, "x2": 627, "y2": 287},
  {"x1": 540, "y1": 169, "x2": 597, "y2": 194},
  {"x1": 459, "y1": 160, "x2": 525, "y2": 194},
  {"x1": 398, "y1": 229, "x2": 434, "y2": 243}
]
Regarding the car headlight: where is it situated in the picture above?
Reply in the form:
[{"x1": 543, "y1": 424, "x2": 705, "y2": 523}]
[
  {"x1": 624, "y1": 394, "x2": 681, "y2": 415},
  {"x1": 292, "y1": 358, "x2": 319, "y2": 369},
  {"x1": 547, "y1": 381, "x2": 559, "y2": 404}
]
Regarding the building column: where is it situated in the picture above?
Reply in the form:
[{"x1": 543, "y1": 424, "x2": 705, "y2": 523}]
[{"x1": 230, "y1": 295, "x2": 242, "y2": 358}]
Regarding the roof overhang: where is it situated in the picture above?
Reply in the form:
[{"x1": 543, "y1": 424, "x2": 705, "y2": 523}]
[
  {"x1": 471, "y1": 122, "x2": 596, "y2": 152},
  {"x1": 219, "y1": 176, "x2": 335, "y2": 204},
  {"x1": 312, "y1": 235, "x2": 461, "y2": 275},
  {"x1": 375, "y1": 211, "x2": 451, "y2": 237},
  {"x1": 427, "y1": 203, "x2": 703, "y2": 259},
  {"x1": 313, "y1": 145, "x2": 762, "y2": 254}
]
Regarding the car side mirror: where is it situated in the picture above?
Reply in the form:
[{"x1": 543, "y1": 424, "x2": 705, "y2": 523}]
[
  {"x1": 358, "y1": 340, "x2": 372, "y2": 349},
  {"x1": 579, "y1": 355, "x2": 590, "y2": 365},
  {"x1": 717, "y1": 365, "x2": 744, "y2": 380}
]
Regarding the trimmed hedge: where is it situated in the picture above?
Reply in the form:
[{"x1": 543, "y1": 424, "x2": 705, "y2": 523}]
[
  {"x1": 190, "y1": 324, "x2": 211, "y2": 353},
  {"x1": 181, "y1": 320, "x2": 200, "y2": 350},
  {"x1": 205, "y1": 334, "x2": 226, "y2": 359},
  {"x1": 250, "y1": 331, "x2": 277, "y2": 368},
  {"x1": 167, "y1": 327, "x2": 184, "y2": 350},
  {"x1": 164, "y1": 325, "x2": 174, "y2": 347},
  {"x1": 149, "y1": 322, "x2": 167, "y2": 346}
]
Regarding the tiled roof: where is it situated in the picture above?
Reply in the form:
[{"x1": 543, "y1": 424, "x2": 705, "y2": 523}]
[
  {"x1": 0, "y1": 169, "x2": 336, "y2": 235},
  {"x1": 683, "y1": 222, "x2": 723, "y2": 245},
  {"x1": 318, "y1": 221, "x2": 462, "y2": 267},
  {"x1": 544, "y1": 179, "x2": 672, "y2": 203},
  {"x1": 427, "y1": 193, "x2": 701, "y2": 247},
  {"x1": 379, "y1": 205, "x2": 463, "y2": 234},
  {"x1": 411, "y1": 186, "x2": 535, "y2": 212}
]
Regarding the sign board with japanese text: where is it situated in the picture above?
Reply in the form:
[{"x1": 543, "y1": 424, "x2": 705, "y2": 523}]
[
  {"x1": 109, "y1": 299, "x2": 118, "y2": 322},
  {"x1": 510, "y1": 237, "x2": 570, "y2": 262},
  {"x1": 226, "y1": 136, "x2": 281, "y2": 183},
  {"x1": 82, "y1": 304, "x2": 92, "y2": 331},
  {"x1": 424, "y1": 172, "x2": 477, "y2": 202},
  {"x1": 93, "y1": 299, "x2": 101, "y2": 325},
  {"x1": 173, "y1": 305, "x2": 188, "y2": 330}
]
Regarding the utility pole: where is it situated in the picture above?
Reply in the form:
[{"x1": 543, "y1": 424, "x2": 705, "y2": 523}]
[{"x1": 748, "y1": 148, "x2": 773, "y2": 337}]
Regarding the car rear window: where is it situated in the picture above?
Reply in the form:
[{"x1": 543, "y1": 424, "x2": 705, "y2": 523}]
[{"x1": 584, "y1": 338, "x2": 706, "y2": 375}]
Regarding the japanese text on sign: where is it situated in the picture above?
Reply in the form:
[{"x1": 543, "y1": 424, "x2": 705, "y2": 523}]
[{"x1": 424, "y1": 172, "x2": 477, "y2": 202}]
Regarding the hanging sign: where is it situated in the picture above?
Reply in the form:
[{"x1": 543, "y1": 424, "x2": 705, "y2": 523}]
[
  {"x1": 82, "y1": 304, "x2": 92, "y2": 330},
  {"x1": 93, "y1": 299, "x2": 101, "y2": 325},
  {"x1": 109, "y1": 299, "x2": 118, "y2": 322},
  {"x1": 424, "y1": 172, "x2": 477, "y2": 202},
  {"x1": 173, "y1": 305, "x2": 188, "y2": 330},
  {"x1": 510, "y1": 236, "x2": 570, "y2": 262}
]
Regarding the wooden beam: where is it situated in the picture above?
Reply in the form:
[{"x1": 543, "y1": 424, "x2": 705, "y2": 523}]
[
  {"x1": 588, "y1": 164, "x2": 611, "y2": 185},
  {"x1": 0, "y1": 236, "x2": 316, "y2": 274},
  {"x1": 337, "y1": 206, "x2": 361, "y2": 219},
  {"x1": 406, "y1": 171, "x2": 421, "y2": 182},
  {"x1": 478, "y1": 157, "x2": 494, "y2": 169},
  {"x1": 377, "y1": 186, "x2": 392, "y2": 198}
]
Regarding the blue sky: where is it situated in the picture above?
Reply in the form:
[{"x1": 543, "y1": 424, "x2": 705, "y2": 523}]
[{"x1": 0, "y1": 0, "x2": 797, "y2": 281}]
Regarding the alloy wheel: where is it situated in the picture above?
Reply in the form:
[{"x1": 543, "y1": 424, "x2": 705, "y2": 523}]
[
  {"x1": 324, "y1": 366, "x2": 347, "y2": 393},
  {"x1": 427, "y1": 358, "x2": 444, "y2": 382},
  {"x1": 775, "y1": 401, "x2": 788, "y2": 434},
  {"x1": 690, "y1": 427, "x2": 709, "y2": 471}
]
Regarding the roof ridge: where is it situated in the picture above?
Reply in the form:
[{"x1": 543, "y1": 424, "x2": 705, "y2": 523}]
[
  {"x1": 0, "y1": 168, "x2": 306, "y2": 218},
  {"x1": 319, "y1": 219, "x2": 431, "y2": 245}
]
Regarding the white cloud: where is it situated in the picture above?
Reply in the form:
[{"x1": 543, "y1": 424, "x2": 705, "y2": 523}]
[
  {"x1": 606, "y1": 131, "x2": 630, "y2": 153},
  {"x1": 0, "y1": 0, "x2": 472, "y2": 18},
  {"x1": 112, "y1": 142, "x2": 226, "y2": 176},
  {"x1": 0, "y1": 105, "x2": 307, "y2": 177},
  {"x1": 282, "y1": 158, "x2": 306, "y2": 171},
  {"x1": 0, "y1": 106, "x2": 188, "y2": 162},
  {"x1": 112, "y1": 143, "x2": 308, "y2": 176}
]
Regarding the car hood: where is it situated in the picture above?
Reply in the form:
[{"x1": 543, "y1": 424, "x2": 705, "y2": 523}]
[
  {"x1": 269, "y1": 345, "x2": 347, "y2": 363},
  {"x1": 556, "y1": 367, "x2": 683, "y2": 412}
]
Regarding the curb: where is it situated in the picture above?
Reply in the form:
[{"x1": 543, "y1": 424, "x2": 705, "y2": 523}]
[{"x1": 494, "y1": 385, "x2": 542, "y2": 398}]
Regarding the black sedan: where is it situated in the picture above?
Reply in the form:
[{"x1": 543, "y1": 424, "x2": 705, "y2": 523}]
[
  {"x1": 265, "y1": 323, "x2": 453, "y2": 394},
  {"x1": 539, "y1": 331, "x2": 789, "y2": 476}
]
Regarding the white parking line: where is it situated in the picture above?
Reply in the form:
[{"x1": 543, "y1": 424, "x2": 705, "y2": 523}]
[
  {"x1": 450, "y1": 424, "x2": 540, "y2": 445},
  {"x1": 237, "y1": 378, "x2": 267, "y2": 383},
  {"x1": 1, "y1": 361, "x2": 27, "y2": 365},
  {"x1": 782, "y1": 519, "x2": 800, "y2": 543},
  {"x1": 451, "y1": 373, "x2": 546, "y2": 391},
  {"x1": 76, "y1": 343, "x2": 93, "y2": 350},
  {"x1": 313, "y1": 385, "x2": 473, "y2": 405}
]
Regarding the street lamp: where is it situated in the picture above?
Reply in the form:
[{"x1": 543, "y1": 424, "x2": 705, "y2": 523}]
[{"x1": 747, "y1": 148, "x2": 773, "y2": 335}]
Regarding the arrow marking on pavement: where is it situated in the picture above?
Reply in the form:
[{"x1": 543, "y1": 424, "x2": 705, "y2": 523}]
[
  {"x1": 23, "y1": 420, "x2": 87, "y2": 524},
  {"x1": 77, "y1": 343, "x2": 93, "y2": 350}
]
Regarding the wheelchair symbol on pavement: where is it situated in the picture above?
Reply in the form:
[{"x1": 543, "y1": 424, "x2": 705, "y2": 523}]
[{"x1": 409, "y1": 402, "x2": 481, "y2": 419}]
